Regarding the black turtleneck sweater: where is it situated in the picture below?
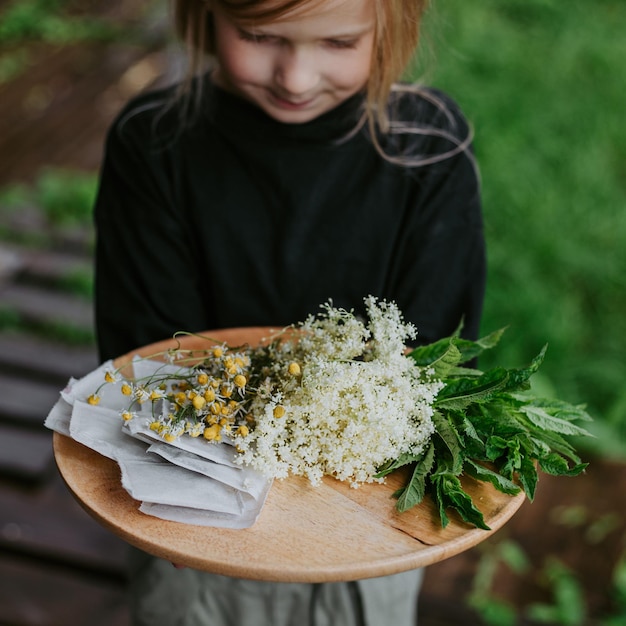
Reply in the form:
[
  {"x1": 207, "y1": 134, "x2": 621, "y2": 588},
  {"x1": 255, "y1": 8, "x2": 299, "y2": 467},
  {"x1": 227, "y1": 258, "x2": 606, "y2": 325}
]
[{"x1": 94, "y1": 79, "x2": 485, "y2": 361}]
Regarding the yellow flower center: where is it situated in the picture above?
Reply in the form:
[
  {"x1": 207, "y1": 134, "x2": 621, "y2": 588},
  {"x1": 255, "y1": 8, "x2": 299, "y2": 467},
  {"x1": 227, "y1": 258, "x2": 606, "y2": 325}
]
[
  {"x1": 192, "y1": 395, "x2": 206, "y2": 410},
  {"x1": 236, "y1": 425, "x2": 250, "y2": 437},
  {"x1": 203, "y1": 424, "x2": 221, "y2": 441},
  {"x1": 288, "y1": 362, "x2": 301, "y2": 376}
]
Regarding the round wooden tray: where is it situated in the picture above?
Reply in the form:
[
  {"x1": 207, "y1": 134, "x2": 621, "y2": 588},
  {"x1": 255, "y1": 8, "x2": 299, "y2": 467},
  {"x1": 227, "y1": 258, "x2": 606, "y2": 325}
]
[{"x1": 53, "y1": 327, "x2": 527, "y2": 583}]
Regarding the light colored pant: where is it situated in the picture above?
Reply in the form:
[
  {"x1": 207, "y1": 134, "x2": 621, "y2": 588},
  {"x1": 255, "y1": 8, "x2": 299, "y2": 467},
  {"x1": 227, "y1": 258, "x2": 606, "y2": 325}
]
[{"x1": 128, "y1": 549, "x2": 424, "y2": 626}]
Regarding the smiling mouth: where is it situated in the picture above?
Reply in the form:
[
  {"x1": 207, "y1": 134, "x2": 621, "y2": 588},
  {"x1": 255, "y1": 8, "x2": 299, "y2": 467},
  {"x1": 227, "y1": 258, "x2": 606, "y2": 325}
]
[{"x1": 269, "y1": 92, "x2": 316, "y2": 110}]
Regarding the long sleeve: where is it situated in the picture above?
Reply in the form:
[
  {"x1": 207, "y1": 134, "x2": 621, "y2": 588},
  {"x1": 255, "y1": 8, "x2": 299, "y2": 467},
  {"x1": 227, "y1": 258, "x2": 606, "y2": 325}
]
[
  {"x1": 389, "y1": 146, "x2": 485, "y2": 344},
  {"x1": 94, "y1": 109, "x2": 213, "y2": 362}
]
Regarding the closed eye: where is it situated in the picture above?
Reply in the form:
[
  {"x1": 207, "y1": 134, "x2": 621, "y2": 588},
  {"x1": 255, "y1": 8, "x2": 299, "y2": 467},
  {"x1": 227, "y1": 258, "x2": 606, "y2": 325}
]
[
  {"x1": 237, "y1": 28, "x2": 281, "y2": 45},
  {"x1": 324, "y1": 38, "x2": 359, "y2": 50}
]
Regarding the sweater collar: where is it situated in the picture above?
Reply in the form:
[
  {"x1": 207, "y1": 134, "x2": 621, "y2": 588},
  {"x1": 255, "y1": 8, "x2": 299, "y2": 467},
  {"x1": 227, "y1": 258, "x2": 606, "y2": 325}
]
[{"x1": 203, "y1": 76, "x2": 367, "y2": 145}]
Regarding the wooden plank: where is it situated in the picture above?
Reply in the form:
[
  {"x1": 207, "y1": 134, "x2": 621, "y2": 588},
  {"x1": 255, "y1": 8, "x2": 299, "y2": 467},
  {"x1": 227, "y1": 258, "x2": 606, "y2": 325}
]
[
  {"x1": 0, "y1": 471, "x2": 129, "y2": 574},
  {"x1": 0, "y1": 423, "x2": 54, "y2": 481},
  {"x1": 0, "y1": 283, "x2": 93, "y2": 330},
  {"x1": 0, "y1": 554, "x2": 129, "y2": 626},
  {"x1": 0, "y1": 373, "x2": 62, "y2": 425},
  {"x1": 10, "y1": 246, "x2": 93, "y2": 286},
  {"x1": 0, "y1": 245, "x2": 23, "y2": 283},
  {"x1": 0, "y1": 331, "x2": 98, "y2": 382},
  {"x1": 0, "y1": 207, "x2": 94, "y2": 255}
]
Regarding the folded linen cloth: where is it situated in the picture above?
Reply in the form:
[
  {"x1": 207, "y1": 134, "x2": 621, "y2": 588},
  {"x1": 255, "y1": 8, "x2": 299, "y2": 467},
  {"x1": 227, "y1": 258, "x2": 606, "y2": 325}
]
[
  {"x1": 147, "y1": 442, "x2": 269, "y2": 500},
  {"x1": 118, "y1": 457, "x2": 245, "y2": 515},
  {"x1": 124, "y1": 418, "x2": 241, "y2": 468},
  {"x1": 45, "y1": 359, "x2": 272, "y2": 529},
  {"x1": 69, "y1": 400, "x2": 147, "y2": 461}
]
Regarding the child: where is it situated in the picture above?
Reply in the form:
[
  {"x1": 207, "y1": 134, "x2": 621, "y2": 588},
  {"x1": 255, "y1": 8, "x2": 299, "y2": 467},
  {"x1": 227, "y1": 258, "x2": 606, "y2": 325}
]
[{"x1": 94, "y1": 0, "x2": 485, "y2": 623}]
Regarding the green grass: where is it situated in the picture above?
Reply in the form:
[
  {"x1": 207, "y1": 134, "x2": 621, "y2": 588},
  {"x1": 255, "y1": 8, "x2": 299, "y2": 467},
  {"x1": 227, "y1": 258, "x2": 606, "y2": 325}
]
[{"x1": 418, "y1": 0, "x2": 626, "y2": 455}]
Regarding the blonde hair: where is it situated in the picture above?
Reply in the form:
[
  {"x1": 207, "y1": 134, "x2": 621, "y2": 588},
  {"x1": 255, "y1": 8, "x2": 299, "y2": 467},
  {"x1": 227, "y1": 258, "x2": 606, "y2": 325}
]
[
  {"x1": 171, "y1": 0, "x2": 473, "y2": 167},
  {"x1": 173, "y1": 0, "x2": 427, "y2": 132}
]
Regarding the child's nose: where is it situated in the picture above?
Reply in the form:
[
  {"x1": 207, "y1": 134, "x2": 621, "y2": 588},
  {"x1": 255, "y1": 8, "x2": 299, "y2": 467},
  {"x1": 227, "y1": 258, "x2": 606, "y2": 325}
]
[{"x1": 274, "y1": 49, "x2": 319, "y2": 96}]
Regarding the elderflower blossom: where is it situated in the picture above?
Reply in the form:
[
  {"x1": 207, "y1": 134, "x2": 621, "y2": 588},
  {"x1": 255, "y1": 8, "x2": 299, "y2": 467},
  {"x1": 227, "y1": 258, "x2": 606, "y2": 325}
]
[{"x1": 234, "y1": 298, "x2": 441, "y2": 486}]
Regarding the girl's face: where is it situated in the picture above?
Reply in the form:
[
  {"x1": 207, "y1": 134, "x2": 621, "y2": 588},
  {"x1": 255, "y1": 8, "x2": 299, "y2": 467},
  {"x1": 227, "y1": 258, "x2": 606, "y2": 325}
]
[{"x1": 211, "y1": 0, "x2": 376, "y2": 124}]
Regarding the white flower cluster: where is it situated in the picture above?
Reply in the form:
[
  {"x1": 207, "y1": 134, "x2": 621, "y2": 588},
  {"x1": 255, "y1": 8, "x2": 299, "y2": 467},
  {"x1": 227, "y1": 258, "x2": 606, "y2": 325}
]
[{"x1": 235, "y1": 298, "x2": 442, "y2": 487}]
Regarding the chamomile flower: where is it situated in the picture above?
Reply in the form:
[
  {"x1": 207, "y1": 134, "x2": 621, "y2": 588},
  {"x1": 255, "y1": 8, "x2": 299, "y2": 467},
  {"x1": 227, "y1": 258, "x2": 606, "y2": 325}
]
[
  {"x1": 104, "y1": 370, "x2": 119, "y2": 384},
  {"x1": 134, "y1": 386, "x2": 151, "y2": 404},
  {"x1": 87, "y1": 394, "x2": 100, "y2": 406}
]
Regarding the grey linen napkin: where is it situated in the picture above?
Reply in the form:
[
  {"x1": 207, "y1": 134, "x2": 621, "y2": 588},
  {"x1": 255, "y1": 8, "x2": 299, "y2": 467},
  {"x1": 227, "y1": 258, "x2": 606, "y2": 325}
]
[{"x1": 45, "y1": 360, "x2": 272, "y2": 528}]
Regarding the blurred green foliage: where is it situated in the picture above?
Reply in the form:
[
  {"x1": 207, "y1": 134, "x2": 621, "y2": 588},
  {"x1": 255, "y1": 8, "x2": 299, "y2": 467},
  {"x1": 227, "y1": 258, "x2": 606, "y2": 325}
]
[
  {"x1": 420, "y1": 0, "x2": 626, "y2": 455},
  {"x1": 0, "y1": 306, "x2": 95, "y2": 345},
  {"x1": 468, "y1": 526, "x2": 626, "y2": 625},
  {"x1": 0, "y1": 168, "x2": 98, "y2": 227},
  {"x1": 0, "y1": 0, "x2": 117, "y2": 45},
  {"x1": 0, "y1": 0, "x2": 130, "y2": 83}
]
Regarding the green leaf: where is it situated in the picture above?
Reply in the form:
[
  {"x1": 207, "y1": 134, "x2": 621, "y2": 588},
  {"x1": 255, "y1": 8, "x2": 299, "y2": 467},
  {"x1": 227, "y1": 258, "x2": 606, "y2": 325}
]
[
  {"x1": 519, "y1": 405, "x2": 592, "y2": 437},
  {"x1": 454, "y1": 413, "x2": 486, "y2": 454},
  {"x1": 469, "y1": 595, "x2": 518, "y2": 626},
  {"x1": 539, "y1": 453, "x2": 588, "y2": 477},
  {"x1": 432, "y1": 411, "x2": 465, "y2": 474},
  {"x1": 485, "y1": 436, "x2": 523, "y2": 479},
  {"x1": 432, "y1": 473, "x2": 490, "y2": 530},
  {"x1": 464, "y1": 459, "x2": 521, "y2": 496},
  {"x1": 436, "y1": 368, "x2": 510, "y2": 409},
  {"x1": 518, "y1": 455, "x2": 538, "y2": 500},
  {"x1": 447, "y1": 366, "x2": 484, "y2": 377},
  {"x1": 376, "y1": 449, "x2": 424, "y2": 477},
  {"x1": 528, "y1": 431, "x2": 582, "y2": 464},
  {"x1": 395, "y1": 443, "x2": 436, "y2": 512},
  {"x1": 485, "y1": 435, "x2": 510, "y2": 461},
  {"x1": 526, "y1": 604, "x2": 562, "y2": 624},
  {"x1": 511, "y1": 396, "x2": 593, "y2": 423},
  {"x1": 409, "y1": 338, "x2": 462, "y2": 378},
  {"x1": 408, "y1": 337, "x2": 457, "y2": 367},
  {"x1": 472, "y1": 402, "x2": 527, "y2": 438},
  {"x1": 453, "y1": 327, "x2": 507, "y2": 363},
  {"x1": 501, "y1": 345, "x2": 547, "y2": 392},
  {"x1": 498, "y1": 540, "x2": 531, "y2": 574},
  {"x1": 530, "y1": 559, "x2": 587, "y2": 626}
]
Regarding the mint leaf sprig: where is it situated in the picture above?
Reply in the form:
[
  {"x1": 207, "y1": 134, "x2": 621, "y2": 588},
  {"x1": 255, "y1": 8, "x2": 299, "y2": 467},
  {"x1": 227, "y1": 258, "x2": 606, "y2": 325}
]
[{"x1": 377, "y1": 329, "x2": 592, "y2": 530}]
